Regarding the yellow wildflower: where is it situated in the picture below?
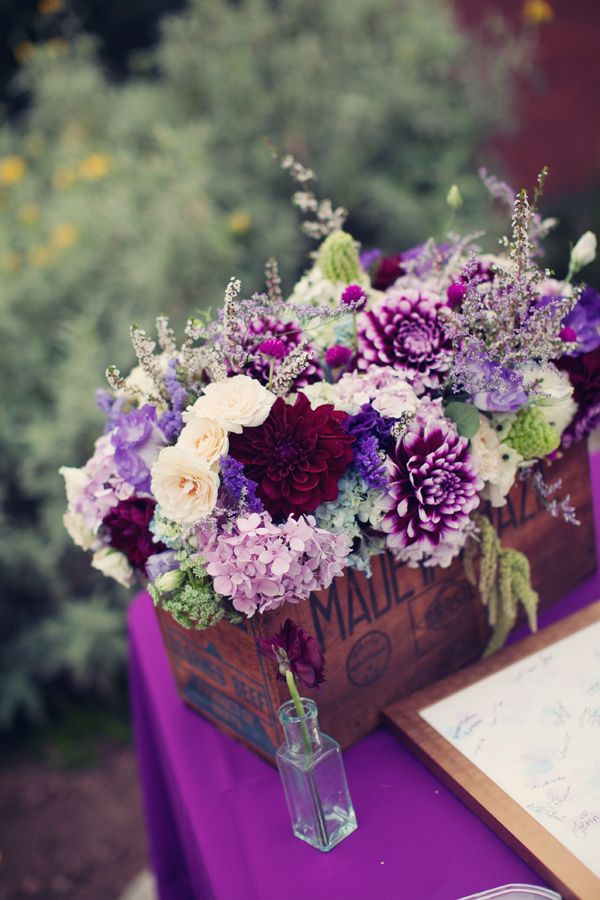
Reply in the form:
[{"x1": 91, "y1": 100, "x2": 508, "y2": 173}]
[
  {"x1": 13, "y1": 42, "x2": 35, "y2": 63},
  {"x1": 46, "y1": 38, "x2": 69, "y2": 58},
  {"x1": 38, "y1": 0, "x2": 65, "y2": 14},
  {"x1": 51, "y1": 223, "x2": 79, "y2": 250},
  {"x1": 29, "y1": 245, "x2": 54, "y2": 268},
  {"x1": 79, "y1": 153, "x2": 112, "y2": 180},
  {"x1": 53, "y1": 166, "x2": 77, "y2": 189},
  {"x1": 229, "y1": 209, "x2": 252, "y2": 236},
  {"x1": 3, "y1": 251, "x2": 22, "y2": 273},
  {"x1": 523, "y1": 0, "x2": 554, "y2": 25},
  {"x1": 0, "y1": 157, "x2": 26, "y2": 186},
  {"x1": 18, "y1": 203, "x2": 40, "y2": 226}
]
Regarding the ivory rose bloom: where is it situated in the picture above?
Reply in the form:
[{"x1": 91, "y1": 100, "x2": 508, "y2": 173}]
[
  {"x1": 151, "y1": 446, "x2": 220, "y2": 525},
  {"x1": 176, "y1": 417, "x2": 228, "y2": 468},
  {"x1": 183, "y1": 374, "x2": 275, "y2": 434},
  {"x1": 470, "y1": 415, "x2": 522, "y2": 508},
  {"x1": 91, "y1": 548, "x2": 134, "y2": 588}
]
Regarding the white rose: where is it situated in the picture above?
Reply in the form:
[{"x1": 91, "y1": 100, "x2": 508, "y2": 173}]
[
  {"x1": 151, "y1": 446, "x2": 220, "y2": 525},
  {"x1": 481, "y1": 444, "x2": 523, "y2": 507},
  {"x1": 176, "y1": 417, "x2": 228, "y2": 468},
  {"x1": 91, "y1": 548, "x2": 134, "y2": 588},
  {"x1": 63, "y1": 511, "x2": 96, "y2": 551},
  {"x1": 526, "y1": 364, "x2": 577, "y2": 435},
  {"x1": 299, "y1": 382, "x2": 342, "y2": 411},
  {"x1": 184, "y1": 375, "x2": 275, "y2": 434},
  {"x1": 571, "y1": 231, "x2": 596, "y2": 271},
  {"x1": 469, "y1": 416, "x2": 502, "y2": 483},
  {"x1": 155, "y1": 569, "x2": 184, "y2": 593}
]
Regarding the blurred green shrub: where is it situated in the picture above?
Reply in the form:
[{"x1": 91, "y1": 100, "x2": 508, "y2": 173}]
[{"x1": 0, "y1": 0, "x2": 528, "y2": 728}]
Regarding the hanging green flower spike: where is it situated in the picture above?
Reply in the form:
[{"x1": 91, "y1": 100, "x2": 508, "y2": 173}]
[
  {"x1": 464, "y1": 514, "x2": 539, "y2": 656},
  {"x1": 318, "y1": 231, "x2": 362, "y2": 284},
  {"x1": 504, "y1": 405, "x2": 560, "y2": 459}
]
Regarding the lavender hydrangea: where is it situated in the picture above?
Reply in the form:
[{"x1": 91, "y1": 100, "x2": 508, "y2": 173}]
[
  {"x1": 381, "y1": 416, "x2": 483, "y2": 567},
  {"x1": 357, "y1": 291, "x2": 452, "y2": 392},
  {"x1": 111, "y1": 405, "x2": 166, "y2": 493},
  {"x1": 202, "y1": 512, "x2": 351, "y2": 617},
  {"x1": 69, "y1": 433, "x2": 135, "y2": 532}
]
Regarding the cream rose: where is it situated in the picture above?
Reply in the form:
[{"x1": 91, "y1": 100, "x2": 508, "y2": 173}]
[
  {"x1": 151, "y1": 446, "x2": 220, "y2": 525},
  {"x1": 471, "y1": 415, "x2": 523, "y2": 508},
  {"x1": 184, "y1": 374, "x2": 275, "y2": 434},
  {"x1": 63, "y1": 511, "x2": 96, "y2": 551},
  {"x1": 91, "y1": 548, "x2": 134, "y2": 588},
  {"x1": 176, "y1": 417, "x2": 229, "y2": 468}
]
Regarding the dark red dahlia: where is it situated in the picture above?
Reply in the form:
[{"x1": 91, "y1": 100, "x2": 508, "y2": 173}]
[
  {"x1": 257, "y1": 619, "x2": 325, "y2": 689},
  {"x1": 102, "y1": 497, "x2": 165, "y2": 571},
  {"x1": 557, "y1": 346, "x2": 600, "y2": 446},
  {"x1": 228, "y1": 392, "x2": 354, "y2": 519},
  {"x1": 372, "y1": 254, "x2": 405, "y2": 291},
  {"x1": 233, "y1": 316, "x2": 322, "y2": 388},
  {"x1": 357, "y1": 291, "x2": 452, "y2": 390}
]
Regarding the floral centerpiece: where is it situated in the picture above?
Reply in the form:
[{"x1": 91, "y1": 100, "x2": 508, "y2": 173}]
[{"x1": 61, "y1": 159, "x2": 599, "y2": 654}]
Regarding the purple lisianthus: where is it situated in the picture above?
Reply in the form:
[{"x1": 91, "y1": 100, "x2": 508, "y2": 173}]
[
  {"x1": 563, "y1": 286, "x2": 600, "y2": 356},
  {"x1": 111, "y1": 405, "x2": 166, "y2": 493},
  {"x1": 470, "y1": 361, "x2": 528, "y2": 412},
  {"x1": 344, "y1": 404, "x2": 393, "y2": 444},
  {"x1": 145, "y1": 550, "x2": 179, "y2": 581},
  {"x1": 103, "y1": 497, "x2": 165, "y2": 570},
  {"x1": 359, "y1": 248, "x2": 381, "y2": 272},
  {"x1": 96, "y1": 390, "x2": 128, "y2": 433},
  {"x1": 381, "y1": 416, "x2": 482, "y2": 567}
]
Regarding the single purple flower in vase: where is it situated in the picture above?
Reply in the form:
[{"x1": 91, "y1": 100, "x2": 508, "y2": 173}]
[{"x1": 258, "y1": 619, "x2": 326, "y2": 690}]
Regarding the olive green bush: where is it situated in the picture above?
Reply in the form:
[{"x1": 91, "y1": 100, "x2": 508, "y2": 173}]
[{"x1": 0, "y1": 0, "x2": 527, "y2": 727}]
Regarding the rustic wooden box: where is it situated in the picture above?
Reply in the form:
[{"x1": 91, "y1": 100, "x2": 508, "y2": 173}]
[{"x1": 155, "y1": 441, "x2": 596, "y2": 765}]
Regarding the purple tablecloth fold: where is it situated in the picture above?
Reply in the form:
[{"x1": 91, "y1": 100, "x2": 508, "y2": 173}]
[{"x1": 129, "y1": 450, "x2": 600, "y2": 900}]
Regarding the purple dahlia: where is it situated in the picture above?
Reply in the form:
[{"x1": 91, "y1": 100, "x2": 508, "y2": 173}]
[
  {"x1": 228, "y1": 392, "x2": 354, "y2": 520},
  {"x1": 381, "y1": 418, "x2": 482, "y2": 567},
  {"x1": 102, "y1": 497, "x2": 165, "y2": 571},
  {"x1": 232, "y1": 316, "x2": 322, "y2": 388},
  {"x1": 557, "y1": 345, "x2": 600, "y2": 446},
  {"x1": 357, "y1": 291, "x2": 452, "y2": 391}
]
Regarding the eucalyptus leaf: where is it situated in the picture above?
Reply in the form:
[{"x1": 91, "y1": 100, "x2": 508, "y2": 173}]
[{"x1": 444, "y1": 401, "x2": 480, "y2": 438}]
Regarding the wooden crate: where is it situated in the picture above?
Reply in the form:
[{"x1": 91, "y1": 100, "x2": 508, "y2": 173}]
[{"x1": 155, "y1": 441, "x2": 596, "y2": 764}]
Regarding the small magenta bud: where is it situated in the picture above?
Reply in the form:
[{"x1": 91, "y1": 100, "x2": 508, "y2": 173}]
[
  {"x1": 447, "y1": 282, "x2": 466, "y2": 308},
  {"x1": 325, "y1": 344, "x2": 353, "y2": 368},
  {"x1": 341, "y1": 284, "x2": 368, "y2": 312}
]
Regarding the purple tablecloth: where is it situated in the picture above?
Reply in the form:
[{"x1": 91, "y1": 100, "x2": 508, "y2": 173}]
[{"x1": 129, "y1": 450, "x2": 600, "y2": 900}]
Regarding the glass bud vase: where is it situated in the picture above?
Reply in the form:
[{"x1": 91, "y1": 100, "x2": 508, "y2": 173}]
[{"x1": 276, "y1": 698, "x2": 358, "y2": 851}]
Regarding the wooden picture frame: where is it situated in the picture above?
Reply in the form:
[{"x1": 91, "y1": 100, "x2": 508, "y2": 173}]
[{"x1": 383, "y1": 602, "x2": 600, "y2": 900}]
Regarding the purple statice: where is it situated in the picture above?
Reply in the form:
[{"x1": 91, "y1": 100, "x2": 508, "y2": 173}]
[
  {"x1": 146, "y1": 550, "x2": 179, "y2": 581},
  {"x1": 344, "y1": 405, "x2": 393, "y2": 491},
  {"x1": 357, "y1": 291, "x2": 452, "y2": 392},
  {"x1": 111, "y1": 405, "x2": 166, "y2": 494},
  {"x1": 563, "y1": 286, "x2": 600, "y2": 356},
  {"x1": 159, "y1": 358, "x2": 189, "y2": 442},
  {"x1": 219, "y1": 456, "x2": 264, "y2": 515},
  {"x1": 381, "y1": 416, "x2": 482, "y2": 568},
  {"x1": 468, "y1": 359, "x2": 528, "y2": 412}
]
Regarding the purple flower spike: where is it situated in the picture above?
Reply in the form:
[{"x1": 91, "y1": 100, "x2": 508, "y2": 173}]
[
  {"x1": 257, "y1": 338, "x2": 287, "y2": 359},
  {"x1": 341, "y1": 284, "x2": 368, "y2": 312},
  {"x1": 325, "y1": 344, "x2": 353, "y2": 369}
]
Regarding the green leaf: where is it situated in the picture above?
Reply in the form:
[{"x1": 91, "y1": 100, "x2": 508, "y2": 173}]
[{"x1": 444, "y1": 401, "x2": 480, "y2": 438}]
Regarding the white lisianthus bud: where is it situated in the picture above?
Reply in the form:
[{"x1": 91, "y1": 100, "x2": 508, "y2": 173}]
[
  {"x1": 446, "y1": 184, "x2": 463, "y2": 210},
  {"x1": 155, "y1": 569, "x2": 184, "y2": 593},
  {"x1": 570, "y1": 231, "x2": 596, "y2": 272}
]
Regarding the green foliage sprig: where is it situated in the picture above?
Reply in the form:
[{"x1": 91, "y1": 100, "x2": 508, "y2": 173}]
[{"x1": 464, "y1": 514, "x2": 539, "y2": 656}]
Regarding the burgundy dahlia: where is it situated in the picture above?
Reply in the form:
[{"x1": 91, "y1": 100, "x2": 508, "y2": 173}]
[
  {"x1": 557, "y1": 345, "x2": 600, "y2": 447},
  {"x1": 372, "y1": 254, "x2": 405, "y2": 291},
  {"x1": 381, "y1": 418, "x2": 482, "y2": 567},
  {"x1": 234, "y1": 315, "x2": 322, "y2": 387},
  {"x1": 228, "y1": 392, "x2": 354, "y2": 519},
  {"x1": 357, "y1": 292, "x2": 452, "y2": 391},
  {"x1": 257, "y1": 619, "x2": 325, "y2": 689},
  {"x1": 102, "y1": 497, "x2": 165, "y2": 571}
]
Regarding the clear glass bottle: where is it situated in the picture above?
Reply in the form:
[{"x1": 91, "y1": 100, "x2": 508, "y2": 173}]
[{"x1": 276, "y1": 698, "x2": 358, "y2": 851}]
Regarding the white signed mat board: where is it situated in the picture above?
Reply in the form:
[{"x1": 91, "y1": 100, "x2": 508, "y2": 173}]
[{"x1": 384, "y1": 602, "x2": 600, "y2": 900}]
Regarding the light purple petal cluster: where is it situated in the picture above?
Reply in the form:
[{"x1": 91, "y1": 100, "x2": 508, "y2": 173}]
[
  {"x1": 159, "y1": 358, "x2": 189, "y2": 442},
  {"x1": 73, "y1": 434, "x2": 135, "y2": 531},
  {"x1": 111, "y1": 405, "x2": 166, "y2": 493},
  {"x1": 357, "y1": 291, "x2": 452, "y2": 392},
  {"x1": 202, "y1": 512, "x2": 351, "y2": 617},
  {"x1": 381, "y1": 416, "x2": 483, "y2": 568}
]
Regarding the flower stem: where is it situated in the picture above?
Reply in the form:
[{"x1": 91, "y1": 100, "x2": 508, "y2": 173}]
[
  {"x1": 285, "y1": 669, "x2": 312, "y2": 759},
  {"x1": 268, "y1": 358, "x2": 275, "y2": 391}
]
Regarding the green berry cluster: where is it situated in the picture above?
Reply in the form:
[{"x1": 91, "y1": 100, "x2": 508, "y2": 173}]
[
  {"x1": 318, "y1": 231, "x2": 361, "y2": 284},
  {"x1": 505, "y1": 405, "x2": 560, "y2": 459}
]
